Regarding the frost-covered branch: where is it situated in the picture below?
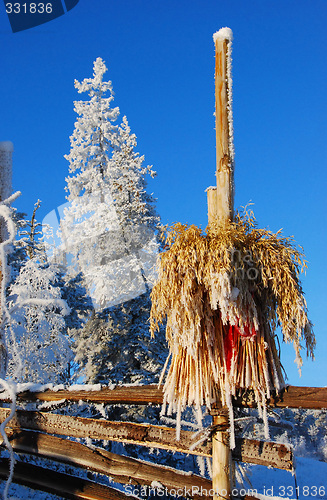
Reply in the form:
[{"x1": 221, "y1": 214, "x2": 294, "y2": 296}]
[{"x1": 0, "y1": 191, "x2": 21, "y2": 499}]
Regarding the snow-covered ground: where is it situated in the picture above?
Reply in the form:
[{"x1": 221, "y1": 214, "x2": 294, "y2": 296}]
[{"x1": 247, "y1": 457, "x2": 327, "y2": 500}]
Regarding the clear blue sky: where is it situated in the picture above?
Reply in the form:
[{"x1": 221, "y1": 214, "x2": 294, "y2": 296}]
[{"x1": 0, "y1": 0, "x2": 326, "y2": 387}]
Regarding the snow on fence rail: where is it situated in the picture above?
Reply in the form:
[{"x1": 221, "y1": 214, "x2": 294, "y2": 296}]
[
  {"x1": 1, "y1": 383, "x2": 326, "y2": 409},
  {"x1": 0, "y1": 383, "x2": 325, "y2": 499}
]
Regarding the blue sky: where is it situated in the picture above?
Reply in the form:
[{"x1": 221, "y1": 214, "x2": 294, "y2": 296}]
[{"x1": 0, "y1": 0, "x2": 326, "y2": 387}]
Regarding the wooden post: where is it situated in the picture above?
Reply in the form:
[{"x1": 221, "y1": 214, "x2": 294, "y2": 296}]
[
  {"x1": 208, "y1": 28, "x2": 234, "y2": 227},
  {"x1": 207, "y1": 186, "x2": 218, "y2": 224},
  {"x1": 208, "y1": 27, "x2": 234, "y2": 500},
  {"x1": 211, "y1": 407, "x2": 231, "y2": 500}
]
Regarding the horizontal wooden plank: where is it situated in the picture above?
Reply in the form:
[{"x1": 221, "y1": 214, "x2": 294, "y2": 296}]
[
  {"x1": 1, "y1": 384, "x2": 325, "y2": 409},
  {"x1": 0, "y1": 458, "x2": 126, "y2": 500},
  {"x1": 0, "y1": 407, "x2": 207, "y2": 456},
  {"x1": 0, "y1": 408, "x2": 293, "y2": 470},
  {"x1": 0, "y1": 455, "x2": 261, "y2": 500},
  {"x1": 0, "y1": 429, "x2": 214, "y2": 500},
  {"x1": 268, "y1": 385, "x2": 327, "y2": 409},
  {"x1": 2, "y1": 384, "x2": 164, "y2": 405},
  {"x1": 233, "y1": 437, "x2": 292, "y2": 471},
  {"x1": 232, "y1": 386, "x2": 327, "y2": 410}
]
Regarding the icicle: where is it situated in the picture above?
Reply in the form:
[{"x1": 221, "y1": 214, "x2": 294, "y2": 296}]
[
  {"x1": 158, "y1": 351, "x2": 171, "y2": 387},
  {"x1": 261, "y1": 394, "x2": 270, "y2": 440},
  {"x1": 196, "y1": 455, "x2": 206, "y2": 476},
  {"x1": 206, "y1": 456, "x2": 213, "y2": 479},
  {"x1": 224, "y1": 375, "x2": 236, "y2": 450},
  {"x1": 176, "y1": 399, "x2": 182, "y2": 441}
]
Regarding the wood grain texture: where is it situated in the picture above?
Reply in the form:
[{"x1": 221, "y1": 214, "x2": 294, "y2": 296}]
[
  {"x1": 2, "y1": 384, "x2": 164, "y2": 404},
  {"x1": 268, "y1": 386, "x2": 327, "y2": 409},
  {"x1": 0, "y1": 458, "x2": 127, "y2": 500},
  {"x1": 214, "y1": 36, "x2": 233, "y2": 225},
  {"x1": 0, "y1": 407, "x2": 293, "y2": 470},
  {"x1": 1, "y1": 385, "x2": 325, "y2": 408},
  {"x1": 0, "y1": 429, "x2": 215, "y2": 499}
]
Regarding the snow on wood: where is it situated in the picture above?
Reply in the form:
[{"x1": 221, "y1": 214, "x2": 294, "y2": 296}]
[
  {"x1": 0, "y1": 407, "x2": 293, "y2": 470},
  {"x1": 0, "y1": 383, "x2": 164, "y2": 404},
  {"x1": 68, "y1": 383, "x2": 102, "y2": 391},
  {"x1": 0, "y1": 458, "x2": 127, "y2": 500},
  {"x1": 233, "y1": 437, "x2": 293, "y2": 471},
  {"x1": 213, "y1": 27, "x2": 233, "y2": 42},
  {"x1": 1, "y1": 384, "x2": 325, "y2": 409}
]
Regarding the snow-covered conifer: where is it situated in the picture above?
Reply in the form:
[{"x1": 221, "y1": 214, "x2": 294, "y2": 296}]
[
  {"x1": 6, "y1": 257, "x2": 72, "y2": 383},
  {"x1": 74, "y1": 291, "x2": 167, "y2": 385},
  {"x1": 5, "y1": 202, "x2": 72, "y2": 384},
  {"x1": 60, "y1": 57, "x2": 159, "y2": 309},
  {"x1": 58, "y1": 57, "x2": 165, "y2": 385}
]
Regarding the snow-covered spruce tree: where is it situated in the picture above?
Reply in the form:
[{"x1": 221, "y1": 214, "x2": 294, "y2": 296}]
[
  {"x1": 5, "y1": 202, "x2": 72, "y2": 384},
  {"x1": 74, "y1": 292, "x2": 168, "y2": 385},
  {"x1": 60, "y1": 57, "x2": 166, "y2": 384},
  {"x1": 8, "y1": 200, "x2": 44, "y2": 285},
  {"x1": 60, "y1": 57, "x2": 159, "y2": 309}
]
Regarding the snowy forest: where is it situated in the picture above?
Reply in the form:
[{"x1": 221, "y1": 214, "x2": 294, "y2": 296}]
[
  {"x1": 1, "y1": 57, "x2": 167, "y2": 388},
  {"x1": 0, "y1": 54, "x2": 326, "y2": 500}
]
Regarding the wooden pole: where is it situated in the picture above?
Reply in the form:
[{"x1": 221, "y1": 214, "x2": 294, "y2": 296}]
[
  {"x1": 0, "y1": 458, "x2": 129, "y2": 500},
  {"x1": 210, "y1": 407, "x2": 231, "y2": 500},
  {"x1": 207, "y1": 28, "x2": 234, "y2": 227},
  {"x1": 208, "y1": 27, "x2": 234, "y2": 500},
  {"x1": 206, "y1": 186, "x2": 218, "y2": 224}
]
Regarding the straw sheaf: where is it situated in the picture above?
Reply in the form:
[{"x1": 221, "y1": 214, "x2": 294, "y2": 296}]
[
  {"x1": 151, "y1": 211, "x2": 314, "y2": 364},
  {"x1": 150, "y1": 210, "x2": 315, "y2": 424}
]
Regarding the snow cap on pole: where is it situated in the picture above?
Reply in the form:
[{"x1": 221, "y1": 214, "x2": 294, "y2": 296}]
[{"x1": 213, "y1": 27, "x2": 233, "y2": 42}]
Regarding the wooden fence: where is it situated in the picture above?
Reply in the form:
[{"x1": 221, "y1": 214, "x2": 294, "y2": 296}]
[{"x1": 0, "y1": 384, "x2": 326, "y2": 499}]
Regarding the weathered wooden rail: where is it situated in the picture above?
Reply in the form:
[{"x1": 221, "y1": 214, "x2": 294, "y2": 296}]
[
  {"x1": 0, "y1": 384, "x2": 325, "y2": 499},
  {"x1": 0, "y1": 429, "x2": 214, "y2": 500},
  {"x1": 3, "y1": 384, "x2": 326, "y2": 409},
  {"x1": 0, "y1": 407, "x2": 293, "y2": 470},
  {"x1": 0, "y1": 458, "x2": 127, "y2": 500}
]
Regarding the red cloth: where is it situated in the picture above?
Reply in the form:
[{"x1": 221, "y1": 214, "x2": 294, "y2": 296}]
[{"x1": 223, "y1": 320, "x2": 257, "y2": 372}]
